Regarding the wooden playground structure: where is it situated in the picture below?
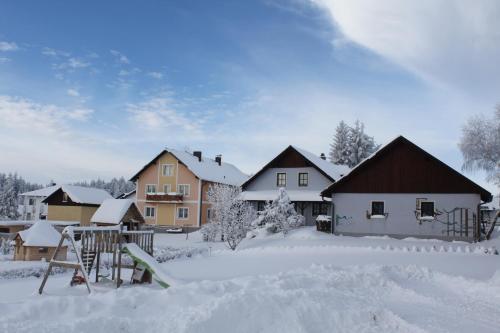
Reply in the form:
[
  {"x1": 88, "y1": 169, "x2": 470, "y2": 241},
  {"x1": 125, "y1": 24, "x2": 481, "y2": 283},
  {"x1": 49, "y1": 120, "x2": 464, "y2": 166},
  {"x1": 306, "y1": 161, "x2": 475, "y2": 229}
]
[{"x1": 39, "y1": 224, "x2": 155, "y2": 294}]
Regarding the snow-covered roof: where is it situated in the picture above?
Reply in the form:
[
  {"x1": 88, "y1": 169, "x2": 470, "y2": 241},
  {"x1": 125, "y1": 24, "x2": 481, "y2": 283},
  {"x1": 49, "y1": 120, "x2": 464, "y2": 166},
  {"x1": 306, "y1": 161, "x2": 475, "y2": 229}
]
[
  {"x1": 19, "y1": 185, "x2": 59, "y2": 197},
  {"x1": 291, "y1": 146, "x2": 350, "y2": 181},
  {"x1": 43, "y1": 185, "x2": 113, "y2": 205},
  {"x1": 17, "y1": 221, "x2": 65, "y2": 247},
  {"x1": 0, "y1": 220, "x2": 79, "y2": 227},
  {"x1": 240, "y1": 190, "x2": 326, "y2": 202},
  {"x1": 91, "y1": 199, "x2": 134, "y2": 224},
  {"x1": 117, "y1": 189, "x2": 136, "y2": 199},
  {"x1": 131, "y1": 149, "x2": 249, "y2": 186}
]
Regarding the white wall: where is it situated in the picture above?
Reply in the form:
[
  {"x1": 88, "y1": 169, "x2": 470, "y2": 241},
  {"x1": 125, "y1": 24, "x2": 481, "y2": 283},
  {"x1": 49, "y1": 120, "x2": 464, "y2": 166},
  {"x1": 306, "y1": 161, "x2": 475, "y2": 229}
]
[
  {"x1": 332, "y1": 193, "x2": 481, "y2": 240},
  {"x1": 18, "y1": 196, "x2": 48, "y2": 220},
  {"x1": 245, "y1": 167, "x2": 332, "y2": 192}
]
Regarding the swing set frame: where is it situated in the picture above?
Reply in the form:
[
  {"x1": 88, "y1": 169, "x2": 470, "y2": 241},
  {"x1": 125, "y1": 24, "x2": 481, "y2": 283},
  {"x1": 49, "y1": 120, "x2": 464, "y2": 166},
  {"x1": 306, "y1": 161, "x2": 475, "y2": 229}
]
[{"x1": 38, "y1": 224, "x2": 154, "y2": 294}]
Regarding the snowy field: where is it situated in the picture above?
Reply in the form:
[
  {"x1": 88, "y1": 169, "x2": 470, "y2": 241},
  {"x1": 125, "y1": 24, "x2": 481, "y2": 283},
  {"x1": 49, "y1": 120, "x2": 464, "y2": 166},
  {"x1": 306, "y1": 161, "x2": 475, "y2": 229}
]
[{"x1": 1, "y1": 227, "x2": 500, "y2": 333}]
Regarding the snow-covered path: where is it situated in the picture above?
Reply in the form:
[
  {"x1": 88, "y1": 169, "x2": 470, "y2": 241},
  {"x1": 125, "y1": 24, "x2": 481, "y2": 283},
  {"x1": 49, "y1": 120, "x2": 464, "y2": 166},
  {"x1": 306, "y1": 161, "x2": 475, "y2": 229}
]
[{"x1": 1, "y1": 227, "x2": 499, "y2": 333}]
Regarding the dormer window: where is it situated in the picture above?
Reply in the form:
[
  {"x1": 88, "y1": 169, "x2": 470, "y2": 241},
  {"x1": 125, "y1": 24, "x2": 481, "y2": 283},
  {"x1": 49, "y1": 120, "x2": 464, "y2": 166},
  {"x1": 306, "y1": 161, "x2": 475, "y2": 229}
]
[{"x1": 276, "y1": 173, "x2": 286, "y2": 187}]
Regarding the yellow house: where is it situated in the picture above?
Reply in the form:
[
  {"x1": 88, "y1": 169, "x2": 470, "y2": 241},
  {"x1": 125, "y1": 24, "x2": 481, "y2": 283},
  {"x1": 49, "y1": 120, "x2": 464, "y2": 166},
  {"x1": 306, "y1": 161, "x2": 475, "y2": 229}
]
[
  {"x1": 43, "y1": 185, "x2": 112, "y2": 226},
  {"x1": 130, "y1": 149, "x2": 248, "y2": 229}
]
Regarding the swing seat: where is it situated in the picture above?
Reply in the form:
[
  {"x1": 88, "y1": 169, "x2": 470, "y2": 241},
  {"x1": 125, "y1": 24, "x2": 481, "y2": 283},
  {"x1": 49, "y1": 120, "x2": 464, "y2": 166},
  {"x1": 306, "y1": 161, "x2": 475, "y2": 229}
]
[{"x1": 70, "y1": 275, "x2": 86, "y2": 286}]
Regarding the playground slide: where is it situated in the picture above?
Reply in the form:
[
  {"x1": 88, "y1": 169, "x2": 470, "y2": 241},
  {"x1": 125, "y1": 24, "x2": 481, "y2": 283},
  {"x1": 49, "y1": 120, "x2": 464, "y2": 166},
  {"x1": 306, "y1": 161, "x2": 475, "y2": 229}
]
[{"x1": 123, "y1": 243, "x2": 171, "y2": 288}]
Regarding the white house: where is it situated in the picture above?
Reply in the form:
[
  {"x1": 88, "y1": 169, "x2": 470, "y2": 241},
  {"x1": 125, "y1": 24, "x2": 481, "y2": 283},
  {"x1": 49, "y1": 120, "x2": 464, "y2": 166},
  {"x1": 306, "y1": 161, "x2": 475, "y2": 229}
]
[
  {"x1": 240, "y1": 145, "x2": 349, "y2": 226},
  {"x1": 18, "y1": 185, "x2": 59, "y2": 220}
]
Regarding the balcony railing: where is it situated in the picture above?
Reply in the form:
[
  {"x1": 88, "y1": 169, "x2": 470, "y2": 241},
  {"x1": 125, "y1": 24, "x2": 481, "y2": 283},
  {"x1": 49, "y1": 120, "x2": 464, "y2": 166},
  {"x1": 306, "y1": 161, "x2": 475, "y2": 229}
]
[{"x1": 145, "y1": 193, "x2": 183, "y2": 202}]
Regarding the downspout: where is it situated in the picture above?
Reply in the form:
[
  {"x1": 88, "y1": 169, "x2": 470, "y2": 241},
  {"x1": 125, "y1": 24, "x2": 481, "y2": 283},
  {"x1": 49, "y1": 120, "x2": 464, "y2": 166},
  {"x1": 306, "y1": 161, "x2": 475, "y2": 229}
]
[
  {"x1": 197, "y1": 179, "x2": 203, "y2": 228},
  {"x1": 331, "y1": 196, "x2": 335, "y2": 235}
]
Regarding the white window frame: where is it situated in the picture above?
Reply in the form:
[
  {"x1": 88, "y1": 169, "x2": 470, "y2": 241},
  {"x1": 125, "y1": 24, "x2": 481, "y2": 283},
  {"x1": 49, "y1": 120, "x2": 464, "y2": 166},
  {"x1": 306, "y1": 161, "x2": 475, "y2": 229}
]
[
  {"x1": 161, "y1": 164, "x2": 174, "y2": 177},
  {"x1": 145, "y1": 184, "x2": 156, "y2": 194},
  {"x1": 163, "y1": 184, "x2": 172, "y2": 194},
  {"x1": 178, "y1": 184, "x2": 190, "y2": 197},
  {"x1": 144, "y1": 206, "x2": 156, "y2": 218},
  {"x1": 369, "y1": 200, "x2": 386, "y2": 219},
  {"x1": 177, "y1": 207, "x2": 189, "y2": 220},
  {"x1": 419, "y1": 200, "x2": 436, "y2": 220}
]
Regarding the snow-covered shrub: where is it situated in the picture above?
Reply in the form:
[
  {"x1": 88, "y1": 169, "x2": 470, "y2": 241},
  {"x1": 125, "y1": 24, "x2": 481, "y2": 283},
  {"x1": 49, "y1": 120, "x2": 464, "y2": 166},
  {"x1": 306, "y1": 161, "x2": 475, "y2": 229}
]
[
  {"x1": 200, "y1": 222, "x2": 220, "y2": 242},
  {"x1": 203, "y1": 183, "x2": 256, "y2": 250},
  {"x1": 257, "y1": 188, "x2": 304, "y2": 235},
  {"x1": 0, "y1": 237, "x2": 12, "y2": 255}
]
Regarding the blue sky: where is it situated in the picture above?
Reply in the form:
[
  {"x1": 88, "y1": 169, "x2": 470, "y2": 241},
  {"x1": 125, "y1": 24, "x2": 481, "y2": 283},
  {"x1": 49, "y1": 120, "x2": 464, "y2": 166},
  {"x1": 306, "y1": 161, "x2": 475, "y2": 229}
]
[{"x1": 0, "y1": 0, "x2": 498, "y2": 194}]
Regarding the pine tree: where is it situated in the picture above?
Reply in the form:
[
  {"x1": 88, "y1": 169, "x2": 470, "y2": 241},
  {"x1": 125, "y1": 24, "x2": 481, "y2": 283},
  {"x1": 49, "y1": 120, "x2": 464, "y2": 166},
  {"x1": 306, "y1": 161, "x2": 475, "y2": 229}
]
[
  {"x1": 348, "y1": 120, "x2": 378, "y2": 168},
  {"x1": 258, "y1": 188, "x2": 304, "y2": 235},
  {"x1": 329, "y1": 120, "x2": 351, "y2": 165}
]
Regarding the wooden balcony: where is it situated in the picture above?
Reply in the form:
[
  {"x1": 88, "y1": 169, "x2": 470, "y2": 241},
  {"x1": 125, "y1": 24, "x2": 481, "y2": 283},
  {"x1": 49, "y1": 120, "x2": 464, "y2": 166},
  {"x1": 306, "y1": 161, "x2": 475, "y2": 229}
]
[{"x1": 145, "y1": 193, "x2": 183, "y2": 203}]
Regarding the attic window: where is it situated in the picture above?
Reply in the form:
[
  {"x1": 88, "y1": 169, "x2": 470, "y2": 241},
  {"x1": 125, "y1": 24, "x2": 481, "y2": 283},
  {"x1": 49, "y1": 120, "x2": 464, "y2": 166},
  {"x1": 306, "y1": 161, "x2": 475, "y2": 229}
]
[
  {"x1": 298, "y1": 173, "x2": 308, "y2": 187},
  {"x1": 62, "y1": 193, "x2": 69, "y2": 202},
  {"x1": 420, "y1": 201, "x2": 435, "y2": 218},
  {"x1": 276, "y1": 173, "x2": 286, "y2": 187},
  {"x1": 162, "y1": 164, "x2": 174, "y2": 176}
]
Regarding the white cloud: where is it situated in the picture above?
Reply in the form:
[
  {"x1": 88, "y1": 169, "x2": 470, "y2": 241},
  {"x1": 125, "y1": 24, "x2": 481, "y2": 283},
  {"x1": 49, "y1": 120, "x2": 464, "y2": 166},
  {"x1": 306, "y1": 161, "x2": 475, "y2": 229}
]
[
  {"x1": 0, "y1": 95, "x2": 93, "y2": 134},
  {"x1": 0, "y1": 95, "x2": 135, "y2": 183},
  {"x1": 148, "y1": 71, "x2": 163, "y2": 79},
  {"x1": 41, "y1": 47, "x2": 70, "y2": 57},
  {"x1": 127, "y1": 95, "x2": 203, "y2": 136},
  {"x1": 0, "y1": 41, "x2": 18, "y2": 52},
  {"x1": 0, "y1": 57, "x2": 10, "y2": 63},
  {"x1": 67, "y1": 88, "x2": 80, "y2": 97},
  {"x1": 313, "y1": 0, "x2": 500, "y2": 95},
  {"x1": 110, "y1": 49, "x2": 130, "y2": 64},
  {"x1": 67, "y1": 57, "x2": 90, "y2": 68}
]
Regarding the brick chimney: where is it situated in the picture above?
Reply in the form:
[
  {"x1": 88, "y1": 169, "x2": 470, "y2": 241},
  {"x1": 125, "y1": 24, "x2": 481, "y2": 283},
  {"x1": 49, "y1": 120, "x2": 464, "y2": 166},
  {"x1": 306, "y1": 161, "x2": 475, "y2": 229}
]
[
  {"x1": 215, "y1": 155, "x2": 222, "y2": 166},
  {"x1": 193, "y1": 151, "x2": 202, "y2": 162},
  {"x1": 320, "y1": 153, "x2": 326, "y2": 160}
]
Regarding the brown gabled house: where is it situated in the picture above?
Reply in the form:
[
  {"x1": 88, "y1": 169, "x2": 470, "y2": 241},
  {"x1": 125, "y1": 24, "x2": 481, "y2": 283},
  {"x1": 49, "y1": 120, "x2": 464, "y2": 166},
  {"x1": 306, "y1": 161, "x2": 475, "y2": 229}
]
[{"x1": 321, "y1": 136, "x2": 492, "y2": 241}]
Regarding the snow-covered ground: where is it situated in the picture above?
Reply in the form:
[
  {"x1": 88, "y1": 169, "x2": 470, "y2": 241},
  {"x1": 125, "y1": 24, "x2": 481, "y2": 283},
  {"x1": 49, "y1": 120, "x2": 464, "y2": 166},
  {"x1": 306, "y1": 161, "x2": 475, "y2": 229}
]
[{"x1": 1, "y1": 227, "x2": 499, "y2": 332}]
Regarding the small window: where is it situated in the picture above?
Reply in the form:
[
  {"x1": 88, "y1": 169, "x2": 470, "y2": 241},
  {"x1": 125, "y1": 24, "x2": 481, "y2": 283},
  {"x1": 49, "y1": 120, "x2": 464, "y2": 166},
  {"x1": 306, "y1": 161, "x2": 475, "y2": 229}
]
[
  {"x1": 298, "y1": 173, "x2": 308, "y2": 187},
  {"x1": 163, "y1": 184, "x2": 172, "y2": 194},
  {"x1": 145, "y1": 184, "x2": 156, "y2": 194},
  {"x1": 312, "y1": 203, "x2": 329, "y2": 216},
  {"x1": 177, "y1": 207, "x2": 189, "y2": 219},
  {"x1": 257, "y1": 201, "x2": 266, "y2": 212},
  {"x1": 371, "y1": 201, "x2": 385, "y2": 216},
  {"x1": 28, "y1": 198, "x2": 35, "y2": 205},
  {"x1": 420, "y1": 201, "x2": 435, "y2": 217},
  {"x1": 62, "y1": 192, "x2": 69, "y2": 202},
  {"x1": 144, "y1": 206, "x2": 156, "y2": 218},
  {"x1": 276, "y1": 173, "x2": 286, "y2": 187},
  {"x1": 162, "y1": 164, "x2": 174, "y2": 176},
  {"x1": 38, "y1": 247, "x2": 48, "y2": 253},
  {"x1": 178, "y1": 184, "x2": 190, "y2": 197}
]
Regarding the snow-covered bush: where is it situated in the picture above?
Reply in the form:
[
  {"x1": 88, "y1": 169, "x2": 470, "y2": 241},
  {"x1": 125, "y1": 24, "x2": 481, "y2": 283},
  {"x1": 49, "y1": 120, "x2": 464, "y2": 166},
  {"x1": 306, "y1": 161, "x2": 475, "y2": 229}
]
[
  {"x1": 0, "y1": 237, "x2": 12, "y2": 255},
  {"x1": 202, "y1": 183, "x2": 256, "y2": 250},
  {"x1": 257, "y1": 188, "x2": 304, "y2": 235},
  {"x1": 200, "y1": 221, "x2": 220, "y2": 242}
]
